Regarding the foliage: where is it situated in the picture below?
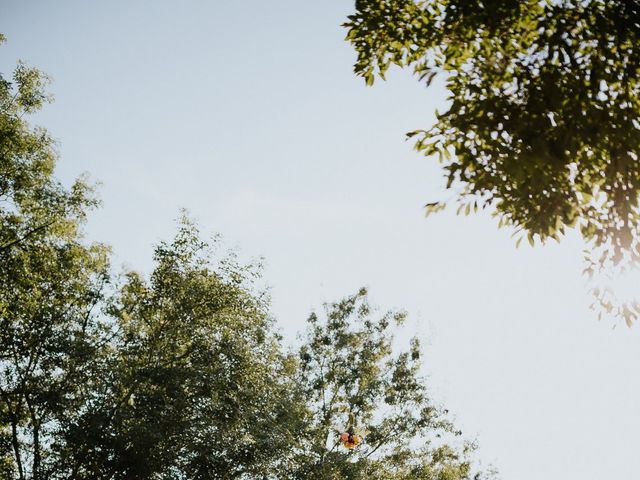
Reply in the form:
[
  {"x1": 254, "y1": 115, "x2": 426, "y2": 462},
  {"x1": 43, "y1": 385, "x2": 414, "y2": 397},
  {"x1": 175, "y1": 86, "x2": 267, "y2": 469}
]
[
  {"x1": 0, "y1": 35, "x2": 492, "y2": 479},
  {"x1": 344, "y1": 0, "x2": 640, "y2": 324},
  {"x1": 56, "y1": 219, "x2": 305, "y2": 479},
  {"x1": 0, "y1": 36, "x2": 111, "y2": 480},
  {"x1": 293, "y1": 289, "x2": 483, "y2": 480}
]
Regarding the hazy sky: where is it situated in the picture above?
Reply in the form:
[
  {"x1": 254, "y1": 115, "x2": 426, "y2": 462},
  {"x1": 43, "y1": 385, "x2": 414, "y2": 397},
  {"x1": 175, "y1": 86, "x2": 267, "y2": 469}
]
[{"x1": 3, "y1": 2, "x2": 640, "y2": 478}]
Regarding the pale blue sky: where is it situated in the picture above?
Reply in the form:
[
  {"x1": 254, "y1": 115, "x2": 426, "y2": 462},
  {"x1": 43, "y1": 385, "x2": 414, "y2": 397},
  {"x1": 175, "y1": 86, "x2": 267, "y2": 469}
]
[{"x1": 3, "y1": 1, "x2": 640, "y2": 478}]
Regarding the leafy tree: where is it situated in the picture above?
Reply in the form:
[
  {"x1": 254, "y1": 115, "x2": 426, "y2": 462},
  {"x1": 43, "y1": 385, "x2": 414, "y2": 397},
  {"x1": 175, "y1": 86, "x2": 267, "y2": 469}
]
[
  {"x1": 0, "y1": 35, "x2": 111, "y2": 479},
  {"x1": 292, "y1": 289, "x2": 486, "y2": 480},
  {"x1": 0, "y1": 35, "x2": 300, "y2": 478},
  {"x1": 56, "y1": 224, "x2": 486, "y2": 480},
  {"x1": 58, "y1": 219, "x2": 305, "y2": 480},
  {"x1": 0, "y1": 33, "x2": 493, "y2": 479},
  {"x1": 344, "y1": 1, "x2": 640, "y2": 324}
]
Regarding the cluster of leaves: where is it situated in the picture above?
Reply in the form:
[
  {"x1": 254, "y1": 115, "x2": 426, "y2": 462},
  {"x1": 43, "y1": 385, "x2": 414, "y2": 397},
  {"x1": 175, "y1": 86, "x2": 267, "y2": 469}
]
[
  {"x1": 0, "y1": 37, "x2": 491, "y2": 479},
  {"x1": 344, "y1": 0, "x2": 640, "y2": 324},
  {"x1": 294, "y1": 289, "x2": 481, "y2": 480},
  {"x1": 53, "y1": 220, "x2": 305, "y2": 479},
  {"x1": 0, "y1": 33, "x2": 111, "y2": 480}
]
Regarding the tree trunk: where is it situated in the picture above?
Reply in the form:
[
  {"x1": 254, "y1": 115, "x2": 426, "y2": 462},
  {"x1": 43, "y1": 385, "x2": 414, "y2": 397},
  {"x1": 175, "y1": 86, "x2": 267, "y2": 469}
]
[{"x1": 7, "y1": 406, "x2": 25, "y2": 480}]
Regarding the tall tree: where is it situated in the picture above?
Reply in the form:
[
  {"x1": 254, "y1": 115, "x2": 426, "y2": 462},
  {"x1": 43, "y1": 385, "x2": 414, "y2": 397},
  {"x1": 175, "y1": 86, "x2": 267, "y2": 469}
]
[
  {"x1": 0, "y1": 35, "x2": 111, "y2": 479},
  {"x1": 1, "y1": 33, "x2": 494, "y2": 479},
  {"x1": 293, "y1": 289, "x2": 487, "y2": 480},
  {"x1": 344, "y1": 1, "x2": 640, "y2": 324},
  {"x1": 57, "y1": 219, "x2": 305, "y2": 480}
]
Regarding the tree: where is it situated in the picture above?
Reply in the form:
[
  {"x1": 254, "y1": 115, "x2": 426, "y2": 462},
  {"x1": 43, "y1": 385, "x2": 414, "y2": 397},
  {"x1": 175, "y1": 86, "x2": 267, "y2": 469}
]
[
  {"x1": 0, "y1": 35, "x2": 111, "y2": 479},
  {"x1": 56, "y1": 223, "x2": 488, "y2": 480},
  {"x1": 292, "y1": 289, "x2": 487, "y2": 480},
  {"x1": 0, "y1": 34, "x2": 301, "y2": 478},
  {"x1": 344, "y1": 1, "x2": 640, "y2": 324},
  {"x1": 58, "y1": 219, "x2": 305, "y2": 480},
  {"x1": 1, "y1": 33, "x2": 493, "y2": 479}
]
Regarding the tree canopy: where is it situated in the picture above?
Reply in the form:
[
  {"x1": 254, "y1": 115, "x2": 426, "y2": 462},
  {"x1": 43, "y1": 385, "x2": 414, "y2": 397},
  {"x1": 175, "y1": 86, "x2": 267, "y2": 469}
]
[
  {"x1": 344, "y1": 0, "x2": 640, "y2": 324},
  {"x1": 0, "y1": 33, "x2": 111, "y2": 480},
  {"x1": 0, "y1": 35, "x2": 491, "y2": 479},
  {"x1": 294, "y1": 289, "x2": 480, "y2": 479},
  {"x1": 55, "y1": 219, "x2": 304, "y2": 480}
]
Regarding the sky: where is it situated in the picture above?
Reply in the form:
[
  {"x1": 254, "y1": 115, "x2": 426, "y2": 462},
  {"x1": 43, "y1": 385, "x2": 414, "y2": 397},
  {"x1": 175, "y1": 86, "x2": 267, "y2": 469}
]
[{"x1": 3, "y1": 1, "x2": 640, "y2": 478}]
